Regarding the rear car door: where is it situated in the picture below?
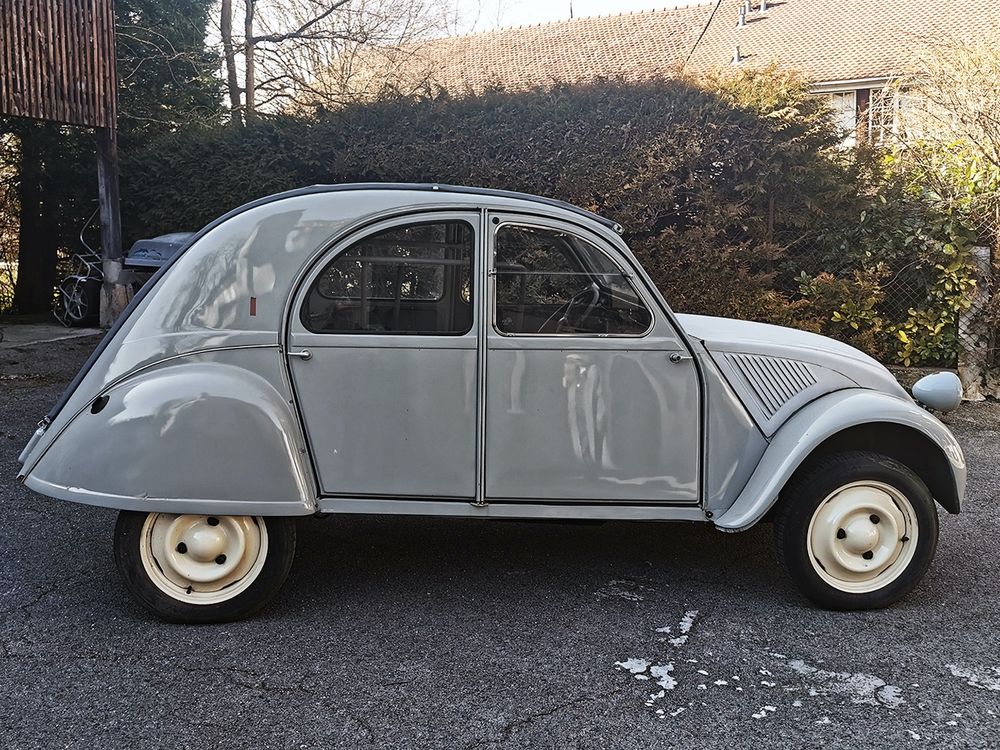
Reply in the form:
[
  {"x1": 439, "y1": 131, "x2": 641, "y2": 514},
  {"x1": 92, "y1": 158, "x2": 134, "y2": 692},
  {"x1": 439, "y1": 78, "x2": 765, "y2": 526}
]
[{"x1": 287, "y1": 212, "x2": 479, "y2": 499}]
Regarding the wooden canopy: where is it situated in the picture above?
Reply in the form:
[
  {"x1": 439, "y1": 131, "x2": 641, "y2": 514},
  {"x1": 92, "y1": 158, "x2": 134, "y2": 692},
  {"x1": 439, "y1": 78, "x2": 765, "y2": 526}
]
[{"x1": 0, "y1": 0, "x2": 117, "y2": 129}]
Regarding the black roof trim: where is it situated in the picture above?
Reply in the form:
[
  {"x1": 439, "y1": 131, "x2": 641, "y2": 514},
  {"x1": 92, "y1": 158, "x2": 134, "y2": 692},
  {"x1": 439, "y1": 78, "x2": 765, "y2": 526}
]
[{"x1": 44, "y1": 183, "x2": 620, "y2": 424}]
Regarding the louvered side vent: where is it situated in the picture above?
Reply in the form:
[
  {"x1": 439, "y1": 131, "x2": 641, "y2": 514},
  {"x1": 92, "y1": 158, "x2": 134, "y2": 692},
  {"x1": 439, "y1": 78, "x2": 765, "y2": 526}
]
[{"x1": 723, "y1": 353, "x2": 816, "y2": 420}]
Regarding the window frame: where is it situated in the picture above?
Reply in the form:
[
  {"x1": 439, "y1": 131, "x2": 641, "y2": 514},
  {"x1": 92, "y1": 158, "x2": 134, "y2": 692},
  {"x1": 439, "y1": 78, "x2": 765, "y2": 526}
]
[
  {"x1": 298, "y1": 217, "x2": 477, "y2": 337},
  {"x1": 490, "y1": 220, "x2": 655, "y2": 339}
]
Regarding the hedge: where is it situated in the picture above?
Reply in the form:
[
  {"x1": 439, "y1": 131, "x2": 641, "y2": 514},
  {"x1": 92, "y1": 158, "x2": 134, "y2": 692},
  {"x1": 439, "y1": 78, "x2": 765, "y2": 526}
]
[{"x1": 119, "y1": 71, "x2": 976, "y2": 364}]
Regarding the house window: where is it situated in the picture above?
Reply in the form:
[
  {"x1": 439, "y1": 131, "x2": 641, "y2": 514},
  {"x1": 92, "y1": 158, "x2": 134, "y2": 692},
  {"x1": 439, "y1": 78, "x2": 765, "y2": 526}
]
[
  {"x1": 818, "y1": 91, "x2": 857, "y2": 147},
  {"x1": 867, "y1": 88, "x2": 895, "y2": 144}
]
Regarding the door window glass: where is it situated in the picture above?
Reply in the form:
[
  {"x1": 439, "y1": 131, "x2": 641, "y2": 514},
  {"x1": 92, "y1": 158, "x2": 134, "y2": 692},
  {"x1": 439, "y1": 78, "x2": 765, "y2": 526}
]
[
  {"x1": 493, "y1": 224, "x2": 652, "y2": 335},
  {"x1": 302, "y1": 221, "x2": 474, "y2": 334}
]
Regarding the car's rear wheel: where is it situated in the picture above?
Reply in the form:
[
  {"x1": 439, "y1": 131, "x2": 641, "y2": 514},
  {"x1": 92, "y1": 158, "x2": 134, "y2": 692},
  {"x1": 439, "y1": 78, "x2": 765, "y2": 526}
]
[
  {"x1": 774, "y1": 451, "x2": 938, "y2": 610},
  {"x1": 114, "y1": 511, "x2": 296, "y2": 623}
]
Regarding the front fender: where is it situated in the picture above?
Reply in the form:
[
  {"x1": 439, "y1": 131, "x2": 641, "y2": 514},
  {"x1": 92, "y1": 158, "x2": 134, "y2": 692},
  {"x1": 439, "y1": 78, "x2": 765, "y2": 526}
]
[
  {"x1": 21, "y1": 358, "x2": 315, "y2": 516},
  {"x1": 713, "y1": 389, "x2": 966, "y2": 532}
]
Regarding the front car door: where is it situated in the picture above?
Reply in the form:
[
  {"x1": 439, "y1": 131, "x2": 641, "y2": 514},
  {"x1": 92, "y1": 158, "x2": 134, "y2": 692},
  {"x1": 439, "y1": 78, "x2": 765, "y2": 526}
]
[
  {"x1": 484, "y1": 214, "x2": 700, "y2": 503},
  {"x1": 287, "y1": 212, "x2": 479, "y2": 499}
]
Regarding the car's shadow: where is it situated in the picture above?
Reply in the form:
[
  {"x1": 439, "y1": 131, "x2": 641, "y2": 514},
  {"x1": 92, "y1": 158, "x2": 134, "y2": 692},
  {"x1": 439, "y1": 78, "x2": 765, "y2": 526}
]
[{"x1": 281, "y1": 514, "x2": 798, "y2": 617}]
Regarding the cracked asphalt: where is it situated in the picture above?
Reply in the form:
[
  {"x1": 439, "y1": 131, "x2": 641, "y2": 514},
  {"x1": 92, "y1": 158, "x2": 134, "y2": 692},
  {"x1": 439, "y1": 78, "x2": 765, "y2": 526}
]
[{"x1": 2, "y1": 333, "x2": 999, "y2": 749}]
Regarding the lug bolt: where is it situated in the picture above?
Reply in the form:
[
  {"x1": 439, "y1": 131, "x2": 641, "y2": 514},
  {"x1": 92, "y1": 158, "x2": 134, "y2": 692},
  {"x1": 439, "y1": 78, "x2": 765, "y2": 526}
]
[
  {"x1": 215, "y1": 554, "x2": 227, "y2": 565},
  {"x1": 862, "y1": 550, "x2": 874, "y2": 560},
  {"x1": 207, "y1": 517, "x2": 220, "y2": 526},
  {"x1": 870, "y1": 514, "x2": 880, "y2": 524},
  {"x1": 176, "y1": 542, "x2": 187, "y2": 554},
  {"x1": 836, "y1": 528, "x2": 847, "y2": 539}
]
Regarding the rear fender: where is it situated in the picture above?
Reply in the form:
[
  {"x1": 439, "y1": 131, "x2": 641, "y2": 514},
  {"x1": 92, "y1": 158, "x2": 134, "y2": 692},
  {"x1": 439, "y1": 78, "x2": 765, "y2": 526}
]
[{"x1": 21, "y1": 356, "x2": 315, "y2": 516}]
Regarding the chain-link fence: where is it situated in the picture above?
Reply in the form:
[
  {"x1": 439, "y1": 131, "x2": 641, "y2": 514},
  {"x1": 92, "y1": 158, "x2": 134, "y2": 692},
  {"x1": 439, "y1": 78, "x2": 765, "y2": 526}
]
[{"x1": 773, "y1": 197, "x2": 1000, "y2": 397}]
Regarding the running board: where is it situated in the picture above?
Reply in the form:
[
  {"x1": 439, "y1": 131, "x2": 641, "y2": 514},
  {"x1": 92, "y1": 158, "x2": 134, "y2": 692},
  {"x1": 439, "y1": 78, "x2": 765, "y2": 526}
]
[{"x1": 317, "y1": 497, "x2": 708, "y2": 522}]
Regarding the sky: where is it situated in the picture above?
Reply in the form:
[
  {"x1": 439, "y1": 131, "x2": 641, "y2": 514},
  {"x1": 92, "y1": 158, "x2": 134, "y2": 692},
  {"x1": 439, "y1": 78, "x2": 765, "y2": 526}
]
[{"x1": 452, "y1": 0, "x2": 701, "y2": 33}]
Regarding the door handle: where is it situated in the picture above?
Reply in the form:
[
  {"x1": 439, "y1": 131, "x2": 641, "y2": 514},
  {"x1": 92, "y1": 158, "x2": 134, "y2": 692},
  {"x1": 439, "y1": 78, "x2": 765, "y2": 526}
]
[
  {"x1": 288, "y1": 349, "x2": 312, "y2": 360},
  {"x1": 668, "y1": 352, "x2": 692, "y2": 363}
]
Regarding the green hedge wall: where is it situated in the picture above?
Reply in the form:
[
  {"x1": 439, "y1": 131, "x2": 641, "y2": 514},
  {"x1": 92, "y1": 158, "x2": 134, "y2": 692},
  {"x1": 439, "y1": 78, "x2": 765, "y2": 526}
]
[{"x1": 121, "y1": 72, "x2": 849, "y2": 323}]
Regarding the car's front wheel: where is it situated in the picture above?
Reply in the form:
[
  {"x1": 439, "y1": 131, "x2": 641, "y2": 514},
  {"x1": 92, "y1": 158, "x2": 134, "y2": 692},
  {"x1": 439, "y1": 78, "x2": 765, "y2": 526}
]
[
  {"x1": 114, "y1": 511, "x2": 296, "y2": 623},
  {"x1": 774, "y1": 451, "x2": 938, "y2": 610}
]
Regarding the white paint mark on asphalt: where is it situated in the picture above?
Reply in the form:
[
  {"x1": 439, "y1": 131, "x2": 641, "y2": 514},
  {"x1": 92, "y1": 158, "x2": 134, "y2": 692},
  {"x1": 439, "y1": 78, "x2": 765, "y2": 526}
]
[
  {"x1": 650, "y1": 663, "x2": 676, "y2": 691},
  {"x1": 596, "y1": 580, "x2": 648, "y2": 601},
  {"x1": 907, "y1": 729, "x2": 921, "y2": 739},
  {"x1": 615, "y1": 658, "x2": 650, "y2": 675},
  {"x1": 879, "y1": 685, "x2": 904, "y2": 708},
  {"x1": 946, "y1": 664, "x2": 1000, "y2": 691},
  {"x1": 783, "y1": 658, "x2": 905, "y2": 708},
  {"x1": 816, "y1": 716, "x2": 831, "y2": 725},
  {"x1": 669, "y1": 610, "x2": 699, "y2": 646},
  {"x1": 752, "y1": 705, "x2": 777, "y2": 719}
]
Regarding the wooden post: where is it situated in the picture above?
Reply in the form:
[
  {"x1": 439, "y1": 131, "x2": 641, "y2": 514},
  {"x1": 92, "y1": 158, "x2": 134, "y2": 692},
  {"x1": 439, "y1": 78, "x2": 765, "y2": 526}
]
[{"x1": 96, "y1": 125, "x2": 126, "y2": 327}]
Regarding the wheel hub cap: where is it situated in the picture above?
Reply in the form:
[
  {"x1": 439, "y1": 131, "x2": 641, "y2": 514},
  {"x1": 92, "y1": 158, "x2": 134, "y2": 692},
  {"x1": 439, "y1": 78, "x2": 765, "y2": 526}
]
[
  {"x1": 807, "y1": 482, "x2": 918, "y2": 594},
  {"x1": 140, "y1": 514, "x2": 268, "y2": 604}
]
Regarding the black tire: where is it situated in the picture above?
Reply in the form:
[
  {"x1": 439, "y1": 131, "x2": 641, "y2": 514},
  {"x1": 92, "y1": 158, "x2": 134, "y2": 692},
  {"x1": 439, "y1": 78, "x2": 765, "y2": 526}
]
[
  {"x1": 113, "y1": 511, "x2": 296, "y2": 623},
  {"x1": 774, "y1": 451, "x2": 938, "y2": 610}
]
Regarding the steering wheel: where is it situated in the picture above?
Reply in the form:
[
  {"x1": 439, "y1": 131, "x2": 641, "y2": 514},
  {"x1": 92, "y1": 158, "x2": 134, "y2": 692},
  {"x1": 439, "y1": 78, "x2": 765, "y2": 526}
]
[{"x1": 538, "y1": 283, "x2": 601, "y2": 334}]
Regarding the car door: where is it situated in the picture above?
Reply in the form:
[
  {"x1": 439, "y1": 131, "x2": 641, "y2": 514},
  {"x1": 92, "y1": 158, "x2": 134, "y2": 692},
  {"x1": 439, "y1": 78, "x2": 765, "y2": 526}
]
[
  {"x1": 485, "y1": 214, "x2": 700, "y2": 503},
  {"x1": 287, "y1": 212, "x2": 479, "y2": 499}
]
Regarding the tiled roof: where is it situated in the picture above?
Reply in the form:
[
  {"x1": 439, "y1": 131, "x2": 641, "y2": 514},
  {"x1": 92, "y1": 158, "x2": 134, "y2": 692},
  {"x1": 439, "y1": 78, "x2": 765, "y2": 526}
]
[
  {"x1": 407, "y1": 4, "x2": 717, "y2": 94},
  {"x1": 395, "y1": 0, "x2": 1000, "y2": 94},
  {"x1": 689, "y1": 0, "x2": 1000, "y2": 82}
]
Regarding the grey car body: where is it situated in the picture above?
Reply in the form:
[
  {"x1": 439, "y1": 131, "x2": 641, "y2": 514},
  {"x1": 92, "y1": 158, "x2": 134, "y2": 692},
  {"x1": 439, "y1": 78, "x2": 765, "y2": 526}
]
[{"x1": 17, "y1": 184, "x2": 965, "y2": 534}]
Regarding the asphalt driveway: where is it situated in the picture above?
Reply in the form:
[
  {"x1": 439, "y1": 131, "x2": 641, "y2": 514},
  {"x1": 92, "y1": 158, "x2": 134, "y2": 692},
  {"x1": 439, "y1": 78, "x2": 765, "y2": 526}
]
[{"x1": 2, "y1": 333, "x2": 999, "y2": 749}]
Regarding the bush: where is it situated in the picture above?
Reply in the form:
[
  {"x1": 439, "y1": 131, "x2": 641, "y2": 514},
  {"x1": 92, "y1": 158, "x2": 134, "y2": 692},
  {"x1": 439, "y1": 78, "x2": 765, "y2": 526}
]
[
  {"x1": 120, "y1": 70, "x2": 979, "y2": 366},
  {"x1": 793, "y1": 149, "x2": 980, "y2": 366},
  {"x1": 122, "y1": 69, "x2": 845, "y2": 325}
]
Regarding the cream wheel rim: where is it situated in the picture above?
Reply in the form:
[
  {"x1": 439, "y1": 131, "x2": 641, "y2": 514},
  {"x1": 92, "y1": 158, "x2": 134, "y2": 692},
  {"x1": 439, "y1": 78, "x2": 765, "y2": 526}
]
[
  {"x1": 139, "y1": 514, "x2": 268, "y2": 604},
  {"x1": 807, "y1": 481, "x2": 918, "y2": 594}
]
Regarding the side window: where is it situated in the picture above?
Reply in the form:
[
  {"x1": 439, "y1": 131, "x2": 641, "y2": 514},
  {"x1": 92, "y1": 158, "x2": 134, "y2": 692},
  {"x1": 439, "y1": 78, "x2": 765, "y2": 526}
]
[
  {"x1": 494, "y1": 224, "x2": 652, "y2": 336},
  {"x1": 302, "y1": 221, "x2": 474, "y2": 334}
]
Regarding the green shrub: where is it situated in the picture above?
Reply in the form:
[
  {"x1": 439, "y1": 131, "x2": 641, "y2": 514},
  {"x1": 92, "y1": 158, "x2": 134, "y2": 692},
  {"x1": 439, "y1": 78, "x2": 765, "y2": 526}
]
[
  {"x1": 122, "y1": 70, "x2": 845, "y2": 325},
  {"x1": 119, "y1": 71, "x2": 979, "y2": 366}
]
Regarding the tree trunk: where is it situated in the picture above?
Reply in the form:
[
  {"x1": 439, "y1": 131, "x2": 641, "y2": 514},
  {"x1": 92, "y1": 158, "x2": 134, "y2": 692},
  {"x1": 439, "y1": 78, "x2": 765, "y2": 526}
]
[
  {"x1": 12, "y1": 124, "x2": 58, "y2": 314},
  {"x1": 220, "y1": 0, "x2": 242, "y2": 118},
  {"x1": 244, "y1": 0, "x2": 256, "y2": 118}
]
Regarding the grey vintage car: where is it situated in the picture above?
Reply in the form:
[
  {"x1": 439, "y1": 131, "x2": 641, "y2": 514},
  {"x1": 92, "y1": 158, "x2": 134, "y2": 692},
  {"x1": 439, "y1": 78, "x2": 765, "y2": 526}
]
[{"x1": 17, "y1": 184, "x2": 966, "y2": 622}]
